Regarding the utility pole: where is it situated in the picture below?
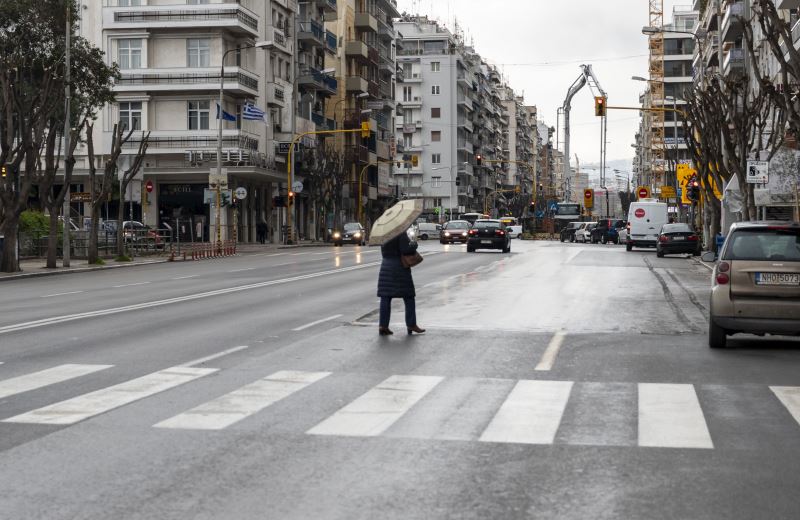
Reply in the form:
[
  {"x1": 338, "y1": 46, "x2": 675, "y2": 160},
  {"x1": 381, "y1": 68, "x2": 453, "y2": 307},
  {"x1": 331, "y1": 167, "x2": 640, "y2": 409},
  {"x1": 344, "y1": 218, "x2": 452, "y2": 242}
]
[{"x1": 62, "y1": 5, "x2": 71, "y2": 267}]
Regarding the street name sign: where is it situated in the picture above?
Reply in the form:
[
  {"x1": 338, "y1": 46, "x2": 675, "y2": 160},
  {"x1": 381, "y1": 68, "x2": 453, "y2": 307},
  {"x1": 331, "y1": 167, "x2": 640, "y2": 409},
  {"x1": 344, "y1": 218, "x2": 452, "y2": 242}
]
[{"x1": 70, "y1": 192, "x2": 92, "y2": 203}]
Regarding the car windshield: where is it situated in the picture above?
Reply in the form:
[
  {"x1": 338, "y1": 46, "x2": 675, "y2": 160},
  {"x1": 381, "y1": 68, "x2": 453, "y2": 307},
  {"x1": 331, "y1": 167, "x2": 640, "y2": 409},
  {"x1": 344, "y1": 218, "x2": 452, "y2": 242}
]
[
  {"x1": 343, "y1": 223, "x2": 361, "y2": 231},
  {"x1": 661, "y1": 224, "x2": 692, "y2": 233},
  {"x1": 473, "y1": 221, "x2": 500, "y2": 229},
  {"x1": 446, "y1": 222, "x2": 469, "y2": 230},
  {"x1": 568, "y1": 223, "x2": 581, "y2": 229},
  {"x1": 724, "y1": 228, "x2": 800, "y2": 262}
]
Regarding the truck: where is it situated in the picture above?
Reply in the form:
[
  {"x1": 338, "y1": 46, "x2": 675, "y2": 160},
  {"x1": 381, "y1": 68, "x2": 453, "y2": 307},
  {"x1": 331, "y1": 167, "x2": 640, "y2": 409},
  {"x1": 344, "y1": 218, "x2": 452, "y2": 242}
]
[{"x1": 626, "y1": 199, "x2": 668, "y2": 251}]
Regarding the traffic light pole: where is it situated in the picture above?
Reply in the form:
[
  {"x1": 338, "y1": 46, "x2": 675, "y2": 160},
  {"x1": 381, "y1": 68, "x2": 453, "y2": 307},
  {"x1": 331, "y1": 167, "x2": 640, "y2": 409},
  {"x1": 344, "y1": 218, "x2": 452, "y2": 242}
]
[{"x1": 286, "y1": 125, "x2": 370, "y2": 244}]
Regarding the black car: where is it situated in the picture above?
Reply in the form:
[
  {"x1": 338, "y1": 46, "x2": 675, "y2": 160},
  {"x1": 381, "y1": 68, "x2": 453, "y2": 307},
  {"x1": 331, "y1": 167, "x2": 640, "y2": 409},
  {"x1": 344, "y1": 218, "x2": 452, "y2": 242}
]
[
  {"x1": 466, "y1": 219, "x2": 510, "y2": 253},
  {"x1": 440, "y1": 220, "x2": 471, "y2": 244},
  {"x1": 656, "y1": 223, "x2": 702, "y2": 257},
  {"x1": 333, "y1": 222, "x2": 366, "y2": 246},
  {"x1": 590, "y1": 219, "x2": 626, "y2": 244},
  {"x1": 560, "y1": 222, "x2": 582, "y2": 243}
]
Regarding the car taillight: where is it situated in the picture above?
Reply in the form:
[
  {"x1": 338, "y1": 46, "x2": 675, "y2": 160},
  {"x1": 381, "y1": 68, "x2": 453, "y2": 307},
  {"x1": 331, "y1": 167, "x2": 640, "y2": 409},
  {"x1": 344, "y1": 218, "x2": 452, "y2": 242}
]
[
  {"x1": 495, "y1": 229, "x2": 505, "y2": 236},
  {"x1": 468, "y1": 230, "x2": 477, "y2": 236},
  {"x1": 688, "y1": 235, "x2": 698, "y2": 241},
  {"x1": 716, "y1": 273, "x2": 729, "y2": 285},
  {"x1": 718, "y1": 261, "x2": 730, "y2": 273},
  {"x1": 659, "y1": 235, "x2": 669, "y2": 243}
]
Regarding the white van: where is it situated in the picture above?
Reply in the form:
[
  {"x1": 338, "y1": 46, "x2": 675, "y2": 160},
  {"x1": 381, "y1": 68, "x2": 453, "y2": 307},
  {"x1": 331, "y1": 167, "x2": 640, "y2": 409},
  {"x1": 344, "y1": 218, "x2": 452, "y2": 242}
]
[
  {"x1": 626, "y1": 199, "x2": 668, "y2": 251},
  {"x1": 415, "y1": 223, "x2": 441, "y2": 240}
]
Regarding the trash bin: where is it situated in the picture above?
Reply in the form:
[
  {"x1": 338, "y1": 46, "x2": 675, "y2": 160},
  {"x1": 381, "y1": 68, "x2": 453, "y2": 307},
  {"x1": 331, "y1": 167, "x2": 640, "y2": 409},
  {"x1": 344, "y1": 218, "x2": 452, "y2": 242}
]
[{"x1": 715, "y1": 233, "x2": 725, "y2": 252}]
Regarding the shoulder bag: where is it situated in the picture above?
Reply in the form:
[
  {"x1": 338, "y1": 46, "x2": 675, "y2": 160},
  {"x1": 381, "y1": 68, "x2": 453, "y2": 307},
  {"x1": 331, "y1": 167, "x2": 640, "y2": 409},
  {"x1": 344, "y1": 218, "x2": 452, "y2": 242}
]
[{"x1": 401, "y1": 251, "x2": 424, "y2": 269}]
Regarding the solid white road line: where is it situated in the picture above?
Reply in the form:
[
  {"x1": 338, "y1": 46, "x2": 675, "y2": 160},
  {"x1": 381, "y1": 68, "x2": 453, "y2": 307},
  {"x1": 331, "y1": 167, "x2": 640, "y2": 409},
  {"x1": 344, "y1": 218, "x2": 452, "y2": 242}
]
[
  {"x1": 4, "y1": 366, "x2": 216, "y2": 425},
  {"x1": 228, "y1": 267, "x2": 256, "y2": 273},
  {"x1": 266, "y1": 253, "x2": 288, "y2": 257},
  {"x1": 172, "y1": 275, "x2": 199, "y2": 280},
  {"x1": 40, "y1": 291, "x2": 84, "y2": 298},
  {"x1": 155, "y1": 370, "x2": 331, "y2": 430},
  {"x1": 535, "y1": 331, "x2": 566, "y2": 371},
  {"x1": 770, "y1": 386, "x2": 800, "y2": 426},
  {"x1": 307, "y1": 375, "x2": 443, "y2": 437},
  {"x1": 291, "y1": 314, "x2": 343, "y2": 331},
  {"x1": 112, "y1": 282, "x2": 151, "y2": 288},
  {"x1": 638, "y1": 383, "x2": 713, "y2": 449},
  {"x1": 480, "y1": 380, "x2": 573, "y2": 444},
  {"x1": 0, "y1": 261, "x2": 382, "y2": 335},
  {"x1": 0, "y1": 364, "x2": 112, "y2": 400},
  {"x1": 181, "y1": 346, "x2": 249, "y2": 367}
]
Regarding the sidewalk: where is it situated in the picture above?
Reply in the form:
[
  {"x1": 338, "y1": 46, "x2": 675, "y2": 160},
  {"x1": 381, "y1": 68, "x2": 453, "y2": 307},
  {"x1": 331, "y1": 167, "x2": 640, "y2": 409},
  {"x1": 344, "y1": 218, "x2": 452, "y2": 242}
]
[{"x1": 0, "y1": 240, "x2": 335, "y2": 282}]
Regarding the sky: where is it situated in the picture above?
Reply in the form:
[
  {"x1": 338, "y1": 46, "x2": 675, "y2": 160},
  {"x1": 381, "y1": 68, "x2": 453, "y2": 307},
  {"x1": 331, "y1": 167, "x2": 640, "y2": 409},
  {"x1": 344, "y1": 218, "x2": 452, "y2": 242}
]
[{"x1": 395, "y1": 0, "x2": 685, "y2": 173}]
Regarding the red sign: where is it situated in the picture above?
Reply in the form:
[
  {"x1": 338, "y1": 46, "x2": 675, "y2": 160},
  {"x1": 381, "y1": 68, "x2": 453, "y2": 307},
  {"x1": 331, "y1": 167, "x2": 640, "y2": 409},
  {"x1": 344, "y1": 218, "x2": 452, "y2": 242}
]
[
  {"x1": 638, "y1": 187, "x2": 649, "y2": 199},
  {"x1": 634, "y1": 208, "x2": 646, "y2": 218},
  {"x1": 145, "y1": 180, "x2": 154, "y2": 193}
]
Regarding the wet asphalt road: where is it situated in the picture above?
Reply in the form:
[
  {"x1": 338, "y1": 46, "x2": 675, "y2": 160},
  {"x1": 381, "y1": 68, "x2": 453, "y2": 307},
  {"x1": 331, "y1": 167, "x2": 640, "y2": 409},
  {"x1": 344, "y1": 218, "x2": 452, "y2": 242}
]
[{"x1": 1, "y1": 240, "x2": 799, "y2": 519}]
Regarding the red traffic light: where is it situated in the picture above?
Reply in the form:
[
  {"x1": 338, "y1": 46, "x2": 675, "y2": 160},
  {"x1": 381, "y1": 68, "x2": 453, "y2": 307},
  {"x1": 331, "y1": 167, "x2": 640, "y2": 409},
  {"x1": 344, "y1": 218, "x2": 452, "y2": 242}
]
[{"x1": 475, "y1": 154, "x2": 482, "y2": 166}]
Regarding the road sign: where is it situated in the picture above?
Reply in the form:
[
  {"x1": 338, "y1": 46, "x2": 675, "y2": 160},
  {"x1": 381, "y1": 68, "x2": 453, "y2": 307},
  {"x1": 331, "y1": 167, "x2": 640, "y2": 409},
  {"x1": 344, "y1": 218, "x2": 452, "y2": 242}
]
[
  {"x1": 583, "y1": 188, "x2": 594, "y2": 209},
  {"x1": 145, "y1": 180, "x2": 154, "y2": 193},
  {"x1": 70, "y1": 192, "x2": 92, "y2": 203},
  {"x1": 746, "y1": 160, "x2": 769, "y2": 184},
  {"x1": 208, "y1": 173, "x2": 228, "y2": 188},
  {"x1": 634, "y1": 208, "x2": 646, "y2": 218},
  {"x1": 660, "y1": 186, "x2": 676, "y2": 199},
  {"x1": 277, "y1": 142, "x2": 301, "y2": 155},
  {"x1": 234, "y1": 187, "x2": 247, "y2": 200},
  {"x1": 292, "y1": 181, "x2": 304, "y2": 193},
  {"x1": 637, "y1": 186, "x2": 651, "y2": 199}
]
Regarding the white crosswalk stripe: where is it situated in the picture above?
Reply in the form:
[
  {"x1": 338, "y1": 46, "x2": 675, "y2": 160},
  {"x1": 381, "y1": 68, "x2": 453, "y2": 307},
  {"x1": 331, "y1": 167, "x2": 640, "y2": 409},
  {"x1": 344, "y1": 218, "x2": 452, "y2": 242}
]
[
  {"x1": 307, "y1": 375, "x2": 443, "y2": 437},
  {"x1": 770, "y1": 386, "x2": 800, "y2": 426},
  {"x1": 0, "y1": 364, "x2": 112, "y2": 400},
  {"x1": 3, "y1": 366, "x2": 215, "y2": 425},
  {"x1": 155, "y1": 370, "x2": 331, "y2": 430},
  {"x1": 638, "y1": 383, "x2": 713, "y2": 449}
]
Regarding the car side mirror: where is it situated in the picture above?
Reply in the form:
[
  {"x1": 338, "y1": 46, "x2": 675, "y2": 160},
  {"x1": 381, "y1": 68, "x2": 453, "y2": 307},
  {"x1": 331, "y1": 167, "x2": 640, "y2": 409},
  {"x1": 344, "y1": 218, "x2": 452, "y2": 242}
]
[{"x1": 701, "y1": 251, "x2": 717, "y2": 263}]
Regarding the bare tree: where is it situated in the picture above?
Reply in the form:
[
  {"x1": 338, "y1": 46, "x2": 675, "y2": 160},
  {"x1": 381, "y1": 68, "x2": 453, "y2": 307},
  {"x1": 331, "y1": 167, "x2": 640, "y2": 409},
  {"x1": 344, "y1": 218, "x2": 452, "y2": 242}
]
[
  {"x1": 300, "y1": 143, "x2": 351, "y2": 238},
  {"x1": 115, "y1": 132, "x2": 150, "y2": 258}
]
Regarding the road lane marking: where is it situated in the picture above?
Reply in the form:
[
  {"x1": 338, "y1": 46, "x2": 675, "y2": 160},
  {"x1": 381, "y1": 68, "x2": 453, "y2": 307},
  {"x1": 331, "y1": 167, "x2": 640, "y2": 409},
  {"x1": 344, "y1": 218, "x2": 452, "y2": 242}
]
[
  {"x1": 480, "y1": 380, "x2": 573, "y2": 444},
  {"x1": 266, "y1": 253, "x2": 288, "y2": 257},
  {"x1": 0, "y1": 364, "x2": 112, "y2": 400},
  {"x1": 307, "y1": 375, "x2": 443, "y2": 437},
  {"x1": 112, "y1": 282, "x2": 151, "y2": 288},
  {"x1": 292, "y1": 314, "x2": 343, "y2": 331},
  {"x1": 0, "y1": 261, "x2": 382, "y2": 335},
  {"x1": 4, "y1": 366, "x2": 216, "y2": 425},
  {"x1": 228, "y1": 267, "x2": 256, "y2": 273},
  {"x1": 181, "y1": 346, "x2": 249, "y2": 367},
  {"x1": 172, "y1": 275, "x2": 199, "y2": 280},
  {"x1": 291, "y1": 252, "x2": 312, "y2": 256},
  {"x1": 155, "y1": 370, "x2": 331, "y2": 430},
  {"x1": 770, "y1": 387, "x2": 800, "y2": 427},
  {"x1": 41, "y1": 291, "x2": 84, "y2": 298},
  {"x1": 638, "y1": 383, "x2": 713, "y2": 449},
  {"x1": 535, "y1": 331, "x2": 566, "y2": 371}
]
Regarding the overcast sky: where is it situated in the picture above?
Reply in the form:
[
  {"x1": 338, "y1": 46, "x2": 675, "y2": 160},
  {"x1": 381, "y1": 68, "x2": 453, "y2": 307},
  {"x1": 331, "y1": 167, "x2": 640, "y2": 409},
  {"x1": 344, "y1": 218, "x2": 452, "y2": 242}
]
[{"x1": 395, "y1": 0, "x2": 685, "y2": 172}]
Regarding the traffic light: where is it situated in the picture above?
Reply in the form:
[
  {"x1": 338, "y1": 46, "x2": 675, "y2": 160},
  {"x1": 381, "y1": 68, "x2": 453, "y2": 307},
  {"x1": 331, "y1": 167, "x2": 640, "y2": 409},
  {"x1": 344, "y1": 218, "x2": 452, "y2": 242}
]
[
  {"x1": 361, "y1": 121, "x2": 370, "y2": 138},
  {"x1": 594, "y1": 96, "x2": 607, "y2": 117},
  {"x1": 529, "y1": 201, "x2": 536, "y2": 214},
  {"x1": 411, "y1": 155, "x2": 419, "y2": 167},
  {"x1": 287, "y1": 191, "x2": 295, "y2": 206},
  {"x1": 475, "y1": 154, "x2": 482, "y2": 166},
  {"x1": 0, "y1": 164, "x2": 6, "y2": 178},
  {"x1": 688, "y1": 179, "x2": 700, "y2": 202}
]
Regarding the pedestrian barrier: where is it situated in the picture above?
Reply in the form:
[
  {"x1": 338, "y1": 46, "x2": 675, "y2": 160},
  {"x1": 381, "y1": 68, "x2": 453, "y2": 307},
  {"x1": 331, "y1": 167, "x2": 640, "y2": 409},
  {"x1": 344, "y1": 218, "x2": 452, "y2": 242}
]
[{"x1": 171, "y1": 241, "x2": 237, "y2": 261}]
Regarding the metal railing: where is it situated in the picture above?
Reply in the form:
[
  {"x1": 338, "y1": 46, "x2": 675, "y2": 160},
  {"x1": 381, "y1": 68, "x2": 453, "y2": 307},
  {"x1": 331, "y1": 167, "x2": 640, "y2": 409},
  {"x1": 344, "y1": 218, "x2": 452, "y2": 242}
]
[
  {"x1": 117, "y1": 70, "x2": 258, "y2": 90},
  {"x1": 114, "y1": 9, "x2": 258, "y2": 31}
]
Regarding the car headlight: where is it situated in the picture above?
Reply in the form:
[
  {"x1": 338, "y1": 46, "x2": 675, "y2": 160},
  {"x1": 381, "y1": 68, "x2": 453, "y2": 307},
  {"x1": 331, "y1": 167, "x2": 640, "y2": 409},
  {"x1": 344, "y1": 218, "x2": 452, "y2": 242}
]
[
  {"x1": 444, "y1": 232, "x2": 450, "y2": 236},
  {"x1": 461, "y1": 232, "x2": 467, "y2": 236},
  {"x1": 333, "y1": 232, "x2": 341, "y2": 238},
  {"x1": 354, "y1": 232, "x2": 361, "y2": 238}
]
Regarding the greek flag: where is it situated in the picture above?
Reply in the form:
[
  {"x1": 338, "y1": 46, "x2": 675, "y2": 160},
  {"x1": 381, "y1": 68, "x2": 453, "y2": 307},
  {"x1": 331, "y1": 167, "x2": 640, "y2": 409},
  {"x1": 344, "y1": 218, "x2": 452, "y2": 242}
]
[{"x1": 242, "y1": 102, "x2": 265, "y2": 121}]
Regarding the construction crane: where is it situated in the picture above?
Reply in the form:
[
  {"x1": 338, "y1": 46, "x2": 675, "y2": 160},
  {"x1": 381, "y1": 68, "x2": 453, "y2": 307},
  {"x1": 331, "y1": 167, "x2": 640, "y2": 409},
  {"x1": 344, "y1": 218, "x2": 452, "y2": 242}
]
[
  {"x1": 648, "y1": 0, "x2": 665, "y2": 189},
  {"x1": 561, "y1": 64, "x2": 608, "y2": 198}
]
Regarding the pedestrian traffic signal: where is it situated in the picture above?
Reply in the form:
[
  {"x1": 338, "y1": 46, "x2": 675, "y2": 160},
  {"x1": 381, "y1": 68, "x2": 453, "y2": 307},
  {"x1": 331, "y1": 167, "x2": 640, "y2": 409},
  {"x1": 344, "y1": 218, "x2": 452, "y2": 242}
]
[
  {"x1": 287, "y1": 191, "x2": 295, "y2": 205},
  {"x1": 475, "y1": 154, "x2": 482, "y2": 166},
  {"x1": 361, "y1": 121, "x2": 370, "y2": 138},
  {"x1": 594, "y1": 96, "x2": 607, "y2": 117},
  {"x1": 688, "y1": 179, "x2": 701, "y2": 202}
]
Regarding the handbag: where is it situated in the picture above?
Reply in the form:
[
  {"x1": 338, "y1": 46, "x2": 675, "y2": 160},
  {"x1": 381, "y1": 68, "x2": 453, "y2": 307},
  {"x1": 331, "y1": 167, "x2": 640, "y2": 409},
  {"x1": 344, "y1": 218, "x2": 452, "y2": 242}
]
[{"x1": 401, "y1": 251, "x2": 424, "y2": 268}]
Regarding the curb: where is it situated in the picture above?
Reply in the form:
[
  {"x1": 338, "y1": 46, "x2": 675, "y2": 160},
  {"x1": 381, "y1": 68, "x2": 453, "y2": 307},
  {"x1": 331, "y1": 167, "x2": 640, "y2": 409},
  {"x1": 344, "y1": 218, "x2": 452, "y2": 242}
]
[{"x1": 0, "y1": 258, "x2": 171, "y2": 282}]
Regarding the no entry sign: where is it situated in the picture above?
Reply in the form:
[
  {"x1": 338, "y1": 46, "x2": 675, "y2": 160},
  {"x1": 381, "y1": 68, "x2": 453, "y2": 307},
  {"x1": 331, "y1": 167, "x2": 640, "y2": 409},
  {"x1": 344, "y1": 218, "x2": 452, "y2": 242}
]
[
  {"x1": 637, "y1": 187, "x2": 650, "y2": 199},
  {"x1": 145, "y1": 180, "x2": 154, "y2": 193},
  {"x1": 634, "y1": 208, "x2": 646, "y2": 218}
]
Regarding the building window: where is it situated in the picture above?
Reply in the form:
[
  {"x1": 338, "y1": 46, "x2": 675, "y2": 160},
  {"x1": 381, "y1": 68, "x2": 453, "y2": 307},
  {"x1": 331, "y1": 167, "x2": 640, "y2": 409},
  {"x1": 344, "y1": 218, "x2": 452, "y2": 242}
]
[
  {"x1": 432, "y1": 176, "x2": 441, "y2": 188},
  {"x1": 187, "y1": 39, "x2": 210, "y2": 68},
  {"x1": 118, "y1": 0, "x2": 142, "y2": 5},
  {"x1": 431, "y1": 61, "x2": 440, "y2": 72},
  {"x1": 403, "y1": 134, "x2": 412, "y2": 148},
  {"x1": 403, "y1": 86, "x2": 412, "y2": 102},
  {"x1": 403, "y1": 110, "x2": 413, "y2": 124},
  {"x1": 188, "y1": 101, "x2": 210, "y2": 130},
  {"x1": 118, "y1": 39, "x2": 142, "y2": 69},
  {"x1": 432, "y1": 153, "x2": 441, "y2": 164},
  {"x1": 433, "y1": 197, "x2": 442, "y2": 206},
  {"x1": 403, "y1": 63, "x2": 412, "y2": 77},
  {"x1": 431, "y1": 107, "x2": 441, "y2": 118},
  {"x1": 431, "y1": 131, "x2": 441, "y2": 142},
  {"x1": 431, "y1": 85, "x2": 440, "y2": 95},
  {"x1": 119, "y1": 101, "x2": 142, "y2": 131}
]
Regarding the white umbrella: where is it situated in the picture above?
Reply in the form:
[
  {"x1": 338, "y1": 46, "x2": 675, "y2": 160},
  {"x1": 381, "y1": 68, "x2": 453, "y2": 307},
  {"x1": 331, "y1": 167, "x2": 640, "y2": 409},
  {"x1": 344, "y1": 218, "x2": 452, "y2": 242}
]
[{"x1": 369, "y1": 198, "x2": 424, "y2": 246}]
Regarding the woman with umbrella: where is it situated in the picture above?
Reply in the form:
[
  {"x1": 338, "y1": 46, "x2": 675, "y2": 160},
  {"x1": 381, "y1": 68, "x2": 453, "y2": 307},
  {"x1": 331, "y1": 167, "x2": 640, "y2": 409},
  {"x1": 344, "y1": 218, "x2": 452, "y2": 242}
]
[{"x1": 370, "y1": 200, "x2": 426, "y2": 336}]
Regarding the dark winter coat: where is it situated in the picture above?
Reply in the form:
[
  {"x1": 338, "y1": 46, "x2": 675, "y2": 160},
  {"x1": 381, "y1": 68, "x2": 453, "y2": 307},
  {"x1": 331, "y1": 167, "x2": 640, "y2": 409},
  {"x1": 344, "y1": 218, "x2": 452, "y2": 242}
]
[{"x1": 377, "y1": 231, "x2": 418, "y2": 298}]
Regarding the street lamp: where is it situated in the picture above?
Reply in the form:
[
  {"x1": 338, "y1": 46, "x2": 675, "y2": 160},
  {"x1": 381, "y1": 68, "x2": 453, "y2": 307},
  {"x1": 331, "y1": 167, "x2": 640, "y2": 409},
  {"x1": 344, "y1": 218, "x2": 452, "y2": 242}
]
[{"x1": 333, "y1": 92, "x2": 369, "y2": 124}]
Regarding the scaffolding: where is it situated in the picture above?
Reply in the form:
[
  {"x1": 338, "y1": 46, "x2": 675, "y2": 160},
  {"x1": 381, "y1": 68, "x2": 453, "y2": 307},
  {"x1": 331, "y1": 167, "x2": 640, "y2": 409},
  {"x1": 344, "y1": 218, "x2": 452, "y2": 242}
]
[{"x1": 648, "y1": 0, "x2": 665, "y2": 189}]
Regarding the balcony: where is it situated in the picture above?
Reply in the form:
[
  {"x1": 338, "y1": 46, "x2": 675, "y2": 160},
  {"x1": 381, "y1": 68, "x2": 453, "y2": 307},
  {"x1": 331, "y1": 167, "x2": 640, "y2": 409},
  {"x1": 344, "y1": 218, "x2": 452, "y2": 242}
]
[
  {"x1": 325, "y1": 30, "x2": 337, "y2": 54},
  {"x1": 720, "y1": 1, "x2": 744, "y2": 42},
  {"x1": 377, "y1": 16, "x2": 395, "y2": 41},
  {"x1": 345, "y1": 40, "x2": 369, "y2": 62},
  {"x1": 298, "y1": 19, "x2": 324, "y2": 45},
  {"x1": 396, "y1": 121, "x2": 422, "y2": 133},
  {"x1": 266, "y1": 82, "x2": 287, "y2": 107},
  {"x1": 457, "y1": 138, "x2": 474, "y2": 154},
  {"x1": 400, "y1": 96, "x2": 422, "y2": 108},
  {"x1": 722, "y1": 47, "x2": 745, "y2": 75},
  {"x1": 311, "y1": 112, "x2": 336, "y2": 131},
  {"x1": 104, "y1": 3, "x2": 259, "y2": 38},
  {"x1": 458, "y1": 118, "x2": 473, "y2": 133},
  {"x1": 115, "y1": 67, "x2": 258, "y2": 97},
  {"x1": 298, "y1": 67, "x2": 338, "y2": 96},
  {"x1": 346, "y1": 75, "x2": 369, "y2": 93},
  {"x1": 315, "y1": 0, "x2": 337, "y2": 16},
  {"x1": 355, "y1": 11, "x2": 378, "y2": 32},
  {"x1": 262, "y1": 26, "x2": 291, "y2": 55},
  {"x1": 345, "y1": 144, "x2": 370, "y2": 164},
  {"x1": 123, "y1": 130, "x2": 259, "y2": 154},
  {"x1": 457, "y1": 94, "x2": 475, "y2": 112},
  {"x1": 777, "y1": 0, "x2": 800, "y2": 8}
]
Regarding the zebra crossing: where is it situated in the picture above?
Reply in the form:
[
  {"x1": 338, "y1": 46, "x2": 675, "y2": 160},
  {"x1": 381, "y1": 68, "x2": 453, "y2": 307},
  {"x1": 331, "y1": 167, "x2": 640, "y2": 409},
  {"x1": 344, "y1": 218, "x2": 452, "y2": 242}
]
[{"x1": 2, "y1": 362, "x2": 800, "y2": 450}]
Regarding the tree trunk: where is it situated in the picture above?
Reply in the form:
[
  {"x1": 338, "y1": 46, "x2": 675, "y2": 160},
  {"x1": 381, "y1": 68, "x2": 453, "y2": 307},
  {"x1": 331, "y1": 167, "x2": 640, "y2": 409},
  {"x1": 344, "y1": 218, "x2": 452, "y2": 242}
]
[
  {"x1": 0, "y1": 218, "x2": 19, "y2": 272},
  {"x1": 116, "y1": 200, "x2": 126, "y2": 257},
  {"x1": 46, "y1": 212, "x2": 59, "y2": 268},
  {"x1": 87, "y1": 201, "x2": 100, "y2": 264}
]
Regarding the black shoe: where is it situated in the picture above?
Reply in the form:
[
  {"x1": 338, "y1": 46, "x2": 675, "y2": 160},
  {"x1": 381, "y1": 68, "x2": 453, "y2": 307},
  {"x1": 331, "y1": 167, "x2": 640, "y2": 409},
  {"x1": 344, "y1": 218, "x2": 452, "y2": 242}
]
[
  {"x1": 379, "y1": 327, "x2": 393, "y2": 336},
  {"x1": 407, "y1": 325, "x2": 426, "y2": 335}
]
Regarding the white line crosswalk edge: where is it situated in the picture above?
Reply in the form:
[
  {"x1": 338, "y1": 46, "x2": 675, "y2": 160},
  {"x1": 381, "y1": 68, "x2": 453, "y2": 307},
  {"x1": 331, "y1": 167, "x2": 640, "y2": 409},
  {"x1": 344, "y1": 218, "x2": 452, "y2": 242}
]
[
  {"x1": 770, "y1": 386, "x2": 800, "y2": 426},
  {"x1": 155, "y1": 370, "x2": 331, "y2": 430},
  {"x1": 638, "y1": 383, "x2": 713, "y2": 449},
  {"x1": 0, "y1": 364, "x2": 112, "y2": 400},
  {"x1": 307, "y1": 375, "x2": 443, "y2": 437},
  {"x1": 3, "y1": 366, "x2": 216, "y2": 425}
]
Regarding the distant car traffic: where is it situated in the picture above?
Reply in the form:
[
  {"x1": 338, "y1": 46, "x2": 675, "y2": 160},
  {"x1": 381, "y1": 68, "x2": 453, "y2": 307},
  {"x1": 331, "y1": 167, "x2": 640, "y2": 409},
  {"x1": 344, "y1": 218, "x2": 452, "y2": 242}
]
[
  {"x1": 467, "y1": 219, "x2": 510, "y2": 253},
  {"x1": 332, "y1": 222, "x2": 366, "y2": 246},
  {"x1": 560, "y1": 222, "x2": 582, "y2": 243},
  {"x1": 590, "y1": 219, "x2": 626, "y2": 244},
  {"x1": 574, "y1": 222, "x2": 597, "y2": 243},
  {"x1": 415, "y1": 223, "x2": 441, "y2": 241},
  {"x1": 505, "y1": 225, "x2": 523, "y2": 239},
  {"x1": 440, "y1": 220, "x2": 471, "y2": 244},
  {"x1": 704, "y1": 221, "x2": 800, "y2": 349},
  {"x1": 656, "y1": 223, "x2": 701, "y2": 257}
]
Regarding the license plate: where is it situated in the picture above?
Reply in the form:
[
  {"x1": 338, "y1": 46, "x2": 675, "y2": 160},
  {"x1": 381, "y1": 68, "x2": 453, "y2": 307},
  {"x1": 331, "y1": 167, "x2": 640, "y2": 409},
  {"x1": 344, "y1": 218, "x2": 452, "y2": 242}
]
[
  {"x1": 755, "y1": 273, "x2": 800, "y2": 286},
  {"x1": 481, "y1": 240, "x2": 492, "y2": 244},
  {"x1": 673, "y1": 235, "x2": 685, "y2": 241}
]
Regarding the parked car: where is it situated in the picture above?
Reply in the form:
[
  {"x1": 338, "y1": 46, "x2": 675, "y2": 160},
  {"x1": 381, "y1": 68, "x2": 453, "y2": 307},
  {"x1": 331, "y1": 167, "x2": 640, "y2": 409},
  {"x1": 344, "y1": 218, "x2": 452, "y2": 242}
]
[
  {"x1": 440, "y1": 220, "x2": 471, "y2": 244},
  {"x1": 560, "y1": 222, "x2": 582, "y2": 243},
  {"x1": 618, "y1": 227, "x2": 628, "y2": 244},
  {"x1": 656, "y1": 223, "x2": 701, "y2": 257},
  {"x1": 590, "y1": 219, "x2": 626, "y2": 244},
  {"x1": 704, "y1": 221, "x2": 800, "y2": 348},
  {"x1": 466, "y1": 219, "x2": 510, "y2": 253},
  {"x1": 332, "y1": 222, "x2": 366, "y2": 246},
  {"x1": 122, "y1": 221, "x2": 162, "y2": 248},
  {"x1": 415, "y1": 222, "x2": 441, "y2": 241},
  {"x1": 506, "y1": 225, "x2": 523, "y2": 239},
  {"x1": 574, "y1": 222, "x2": 597, "y2": 243}
]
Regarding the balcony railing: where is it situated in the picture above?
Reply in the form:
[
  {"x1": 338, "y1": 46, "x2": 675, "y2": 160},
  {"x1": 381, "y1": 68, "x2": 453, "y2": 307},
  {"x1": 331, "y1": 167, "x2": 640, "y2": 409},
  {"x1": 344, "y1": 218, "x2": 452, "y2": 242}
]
[
  {"x1": 111, "y1": 6, "x2": 258, "y2": 33},
  {"x1": 123, "y1": 133, "x2": 259, "y2": 151},
  {"x1": 325, "y1": 30, "x2": 337, "y2": 53},
  {"x1": 298, "y1": 19, "x2": 324, "y2": 43},
  {"x1": 117, "y1": 69, "x2": 257, "y2": 90}
]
